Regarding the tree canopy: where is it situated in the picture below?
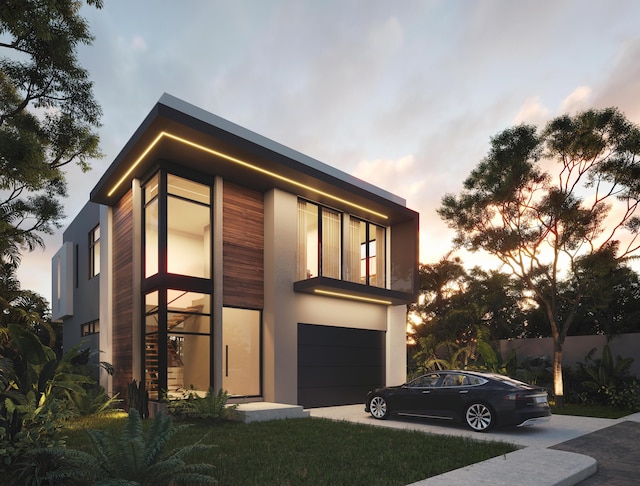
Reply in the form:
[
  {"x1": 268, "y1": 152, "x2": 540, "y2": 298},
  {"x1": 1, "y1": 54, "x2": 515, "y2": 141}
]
[
  {"x1": 0, "y1": 0, "x2": 103, "y2": 265},
  {"x1": 438, "y1": 107, "x2": 640, "y2": 405}
]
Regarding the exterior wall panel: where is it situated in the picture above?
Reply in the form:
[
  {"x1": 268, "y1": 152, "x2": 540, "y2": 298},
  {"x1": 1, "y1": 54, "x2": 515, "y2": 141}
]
[
  {"x1": 112, "y1": 190, "x2": 134, "y2": 396},
  {"x1": 223, "y1": 182, "x2": 264, "y2": 309}
]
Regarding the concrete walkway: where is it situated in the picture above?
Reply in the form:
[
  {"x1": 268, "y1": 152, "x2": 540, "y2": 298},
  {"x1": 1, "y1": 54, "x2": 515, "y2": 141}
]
[{"x1": 308, "y1": 405, "x2": 640, "y2": 485}]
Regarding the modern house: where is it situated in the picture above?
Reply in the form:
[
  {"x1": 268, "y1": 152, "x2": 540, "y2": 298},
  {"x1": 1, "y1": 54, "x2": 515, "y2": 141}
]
[{"x1": 51, "y1": 94, "x2": 419, "y2": 409}]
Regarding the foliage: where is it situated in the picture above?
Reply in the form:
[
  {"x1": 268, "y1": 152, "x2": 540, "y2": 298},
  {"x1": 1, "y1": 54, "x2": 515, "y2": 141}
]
[
  {"x1": 574, "y1": 344, "x2": 640, "y2": 411},
  {"x1": 438, "y1": 107, "x2": 640, "y2": 404},
  {"x1": 9, "y1": 408, "x2": 218, "y2": 485},
  {"x1": 0, "y1": 0, "x2": 103, "y2": 262},
  {"x1": 167, "y1": 387, "x2": 238, "y2": 422},
  {"x1": 408, "y1": 255, "x2": 529, "y2": 376},
  {"x1": 0, "y1": 324, "x2": 116, "y2": 472}
]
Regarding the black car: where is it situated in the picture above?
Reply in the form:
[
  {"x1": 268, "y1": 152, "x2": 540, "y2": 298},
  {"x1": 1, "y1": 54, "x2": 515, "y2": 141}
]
[{"x1": 365, "y1": 370, "x2": 551, "y2": 432}]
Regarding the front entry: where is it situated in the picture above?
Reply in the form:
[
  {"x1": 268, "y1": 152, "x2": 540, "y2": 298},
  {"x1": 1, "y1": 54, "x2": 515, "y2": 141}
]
[{"x1": 222, "y1": 307, "x2": 261, "y2": 397}]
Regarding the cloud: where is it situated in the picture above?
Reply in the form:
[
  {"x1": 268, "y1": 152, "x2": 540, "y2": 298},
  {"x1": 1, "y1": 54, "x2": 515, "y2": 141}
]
[
  {"x1": 513, "y1": 97, "x2": 551, "y2": 125},
  {"x1": 560, "y1": 86, "x2": 592, "y2": 114},
  {"x1": 592, "y1": 37, "x2": 640, "y2": 123}
]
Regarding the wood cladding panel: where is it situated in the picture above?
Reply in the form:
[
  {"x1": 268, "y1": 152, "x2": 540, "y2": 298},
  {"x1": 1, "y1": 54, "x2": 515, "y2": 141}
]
[
  {"x1": 223, "y1": 182, "x2": 264, "y2": 308},
  {"x1": 112, "y1": 190, "x2": 133, "y2": 397}
]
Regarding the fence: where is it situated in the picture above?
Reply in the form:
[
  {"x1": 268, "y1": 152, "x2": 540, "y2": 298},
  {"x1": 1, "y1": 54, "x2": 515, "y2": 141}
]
[{"x1": 498, "y1": 333, "x2": 640, "y2": 378}]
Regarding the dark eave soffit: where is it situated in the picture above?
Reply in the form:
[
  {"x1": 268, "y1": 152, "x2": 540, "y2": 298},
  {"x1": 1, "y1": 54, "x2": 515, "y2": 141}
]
[{"x1": 90, "y1": 94, "x2": 417, "y2": 226}]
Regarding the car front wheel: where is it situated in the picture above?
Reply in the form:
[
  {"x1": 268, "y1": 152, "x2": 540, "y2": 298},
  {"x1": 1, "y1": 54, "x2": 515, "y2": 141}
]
[
  {"x1": 369, "y1": 395, "x2": 389, "y2": 419},
  {"x1": 464, "y1": 403, "x2": 494, "y2": 432}
]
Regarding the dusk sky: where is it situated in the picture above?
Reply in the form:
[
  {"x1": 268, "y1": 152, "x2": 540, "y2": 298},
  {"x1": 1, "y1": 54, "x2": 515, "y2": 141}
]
[{"x1": 15, "y1": 0, "x2": 640, "y2": 302}]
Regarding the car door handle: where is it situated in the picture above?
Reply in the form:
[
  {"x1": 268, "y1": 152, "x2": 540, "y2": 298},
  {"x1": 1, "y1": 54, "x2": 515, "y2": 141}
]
[
  {"x1": 422, "y1": 390, "x2": 431, "y2": 394},
  {"x1": 458, "y1": 390, "x2": 468, "y2": 394}
]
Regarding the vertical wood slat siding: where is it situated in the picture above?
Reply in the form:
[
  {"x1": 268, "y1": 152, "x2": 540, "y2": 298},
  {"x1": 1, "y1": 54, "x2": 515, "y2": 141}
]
[
  {"x1": 112, "y1": 190, "x2": 134, "y2": 397},
  {"x1": 223, "y1": 182, "x2": 264, "y2": 308}
]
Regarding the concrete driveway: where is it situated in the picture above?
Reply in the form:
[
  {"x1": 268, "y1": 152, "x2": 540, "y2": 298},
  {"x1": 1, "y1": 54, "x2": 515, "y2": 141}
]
[{"x1": 308, "y1": 403, "x2": 619, "y2": 448}]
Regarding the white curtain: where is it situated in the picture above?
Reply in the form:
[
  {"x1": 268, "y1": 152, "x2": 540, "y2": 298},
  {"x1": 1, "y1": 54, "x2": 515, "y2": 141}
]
[
  {"x1": 347, "y1": 217, "x2": 361, "y2": 283},
  {"x1": 321, "y1": 209, "x2": 341, "y2": 278},
  {"x1": 297, "y1": 200, "x2": 307, "y2": 280},
  {"x1": 374, "y1": 225, "x2": 386, "y2": 288}
]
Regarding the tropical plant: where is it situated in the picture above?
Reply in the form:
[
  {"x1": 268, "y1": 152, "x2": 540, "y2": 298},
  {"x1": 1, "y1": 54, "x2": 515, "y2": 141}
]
[
  {"x1": 10, "y1": 408, "x2": 218, "y2": 485},
  {"x1": 168, "y1": 387, "x2": 237, "y2": 422},
  {"x1": 576, "y1": 344, "x2": 639, "y2": 410},
  {"x1": 0, "y1": 325, "x2": 111, "y2": 471}
]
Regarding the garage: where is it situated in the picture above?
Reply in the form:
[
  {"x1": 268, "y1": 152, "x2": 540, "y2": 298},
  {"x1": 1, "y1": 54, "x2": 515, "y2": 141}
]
[{"x1": 298, "y1": 323, "x2": 385, "y2": 408}]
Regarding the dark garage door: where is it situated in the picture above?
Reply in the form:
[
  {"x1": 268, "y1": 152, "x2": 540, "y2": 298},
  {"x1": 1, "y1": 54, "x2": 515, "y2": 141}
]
[{"x1": 298, "y1": 323, "x2": 385, "y2": 408}]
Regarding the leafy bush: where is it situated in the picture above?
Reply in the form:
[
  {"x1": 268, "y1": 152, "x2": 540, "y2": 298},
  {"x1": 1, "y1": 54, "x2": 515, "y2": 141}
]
[
  {"x1": 168, "y1": 387, "x2": 238, "y2": 422},
  {"x1": 572, "y1": 344, "x2": 640, "y2": 411}
]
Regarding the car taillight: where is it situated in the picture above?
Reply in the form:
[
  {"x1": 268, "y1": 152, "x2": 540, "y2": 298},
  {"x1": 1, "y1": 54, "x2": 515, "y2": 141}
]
[
  {"x1": 503, "y1": 392, "x2": 529, "y2": 400},
  {"x1": 504, "y1": 392, "x2": 547, "y2": 401}
]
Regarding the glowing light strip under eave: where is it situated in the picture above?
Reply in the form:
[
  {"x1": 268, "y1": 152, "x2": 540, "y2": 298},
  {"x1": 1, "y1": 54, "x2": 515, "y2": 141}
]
[
  {"x1": 107, "y1": 133, "x2": 165, "y2": 197},
  {"x1": 313, "y1": 289, "x2": 393, "y2": 305},
  {"x1": 107, "y1": 131, "x2": 388, "y2": 220}
]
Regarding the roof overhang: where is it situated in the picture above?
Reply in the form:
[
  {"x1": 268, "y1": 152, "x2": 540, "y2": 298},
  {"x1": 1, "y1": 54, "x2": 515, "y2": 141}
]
[{"x1": 90, "y1": 94, "x2": 417, "y2": 225}]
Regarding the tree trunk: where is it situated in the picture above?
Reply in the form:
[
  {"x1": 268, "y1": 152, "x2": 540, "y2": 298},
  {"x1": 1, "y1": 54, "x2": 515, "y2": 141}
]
[{"x1": 553, "y1": 338, "x2": 564, "y2": 408}]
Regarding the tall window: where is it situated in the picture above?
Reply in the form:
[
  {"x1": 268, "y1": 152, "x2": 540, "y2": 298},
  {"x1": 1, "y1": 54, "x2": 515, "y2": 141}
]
[
  {"x1": 297, "y1": 200, "x2": 341, "y2": 280},
  {"x1": 142, "y1": 171, "x2": 214, "y2": 400},
  {"x1": 346, "y1": 218, "x2": 386, "y2": 288},
  {"x1": 167, "y1": 175, "x2": 211, "y2": 278},
  {"x1": 89, "y1": 225, "x2": 100, "y2": 277}
]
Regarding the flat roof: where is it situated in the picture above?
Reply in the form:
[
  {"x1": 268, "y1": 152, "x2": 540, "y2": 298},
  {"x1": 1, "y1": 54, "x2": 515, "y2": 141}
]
[{"x1": 91, "y1": 94, "x2": 416, "y2": 225}]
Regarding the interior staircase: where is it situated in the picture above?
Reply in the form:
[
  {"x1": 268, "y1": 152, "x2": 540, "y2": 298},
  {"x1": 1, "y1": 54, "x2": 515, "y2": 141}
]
[{"x1": 144, "y1": 305, "x2": 203, "y2": 397}]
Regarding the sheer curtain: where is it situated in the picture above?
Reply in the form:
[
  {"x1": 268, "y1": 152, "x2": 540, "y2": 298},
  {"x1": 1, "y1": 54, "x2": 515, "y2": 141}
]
[
  {"x1": 347, "y1": 217, "x2": 361, "y2": 283},
  {"x1": 297, "y1": 200, "x2": 308, "y2": 280},
  {"x1": 374, "y1": 225, "x2": 386, "y2": 288},
  {"x1": 321, "y1": 209, "x2": 341, "y2": 278}
]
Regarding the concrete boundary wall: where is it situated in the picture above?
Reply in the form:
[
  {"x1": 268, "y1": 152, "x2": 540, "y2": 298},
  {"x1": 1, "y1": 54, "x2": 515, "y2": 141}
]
[{"x1": 499, "y1": 333, "x2": 640, "y2": 378}]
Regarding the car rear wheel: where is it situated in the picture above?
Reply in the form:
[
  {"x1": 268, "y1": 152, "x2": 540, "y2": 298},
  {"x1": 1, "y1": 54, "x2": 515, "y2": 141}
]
[
  {"x1": 465, "y1": 403, "x2": 494, "y2": 431},
  {"x1": 369, "y1": 395, "x2": 389, "y2": 419}
]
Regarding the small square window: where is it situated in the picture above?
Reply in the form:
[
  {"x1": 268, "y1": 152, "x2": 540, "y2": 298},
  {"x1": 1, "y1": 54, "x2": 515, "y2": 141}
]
[{"x1": 81, "y1": 320, "x2": 99, "y2": 337}]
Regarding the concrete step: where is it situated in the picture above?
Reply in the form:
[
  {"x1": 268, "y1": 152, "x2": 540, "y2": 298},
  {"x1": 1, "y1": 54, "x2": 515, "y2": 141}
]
[{"x1": 235, "y1": 402, "x2": 310, "y2": 424}]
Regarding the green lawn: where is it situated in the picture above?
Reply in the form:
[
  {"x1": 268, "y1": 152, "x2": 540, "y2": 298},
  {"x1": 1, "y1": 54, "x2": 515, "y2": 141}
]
[
  {"x1": 550, "y1": 402, "x2": 636, "y2": 419},
  {"x1": 64, "y1": 414, "x2": 516, "y2": 485}
]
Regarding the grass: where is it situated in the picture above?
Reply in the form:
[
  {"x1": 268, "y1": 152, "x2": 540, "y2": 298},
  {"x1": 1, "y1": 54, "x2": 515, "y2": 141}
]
[
  {"x1": 63, "y1": 414, "x2": 516, "y2": 485},
  {"x1": 550, "y1": 402, "x2": 636, "y2": 419}
]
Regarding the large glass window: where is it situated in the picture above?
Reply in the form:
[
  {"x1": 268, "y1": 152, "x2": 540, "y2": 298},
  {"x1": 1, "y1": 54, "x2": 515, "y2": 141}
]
[
  {"x1": 167, "y1": 290, "x2": 210, "y2": 395},
  {"x1": 297, "y1": 200, "x2": 341, "y2": 280},
  {"x1": 167, "y1": 175, "x2": 211, "y2": 278},
  {"x1": 144, "y1": 290, "x2": 211, "y2": 400},
  {"x1": 144, "y1": 173, "x2": 159, "y2": 278},
  {"x1": 89, "y1": 225, "x2": 100, "y2": 278},
  {"x1": 346, "y1": 217, "x2": 386, "y2": 288}
]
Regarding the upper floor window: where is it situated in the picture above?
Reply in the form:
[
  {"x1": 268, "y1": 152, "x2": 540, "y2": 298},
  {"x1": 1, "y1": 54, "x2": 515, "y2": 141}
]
[
  {"x1": 297, "y1": 200, "x2": 341, "y2": 280},
  {"x1": 89, "y1": 225, "x2": 100, "y2": 278},
  {"x1": 351, "y1": 218, "x2": 385, "y2": 288},
  {"x1": 297, "y1": 199, "x2": 386, "y2": 288},
  {"x1": 143, "y1": 172, "x2": 212, "y2": 279}
]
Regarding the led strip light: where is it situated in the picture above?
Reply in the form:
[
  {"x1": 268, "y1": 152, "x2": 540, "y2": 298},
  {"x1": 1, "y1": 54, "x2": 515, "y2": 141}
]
[{"x1": 108, "y1": 131, "x2": 388, "y2": 220}]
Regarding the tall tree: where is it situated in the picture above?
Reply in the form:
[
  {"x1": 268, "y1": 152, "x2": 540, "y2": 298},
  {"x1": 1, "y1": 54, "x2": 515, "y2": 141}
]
[
  {"x1": 438, "y1": 108, "x2": 640, "y2": 406},
  {"x1": 0, "y1": 0, "x2": 103, "y2": 264}
]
